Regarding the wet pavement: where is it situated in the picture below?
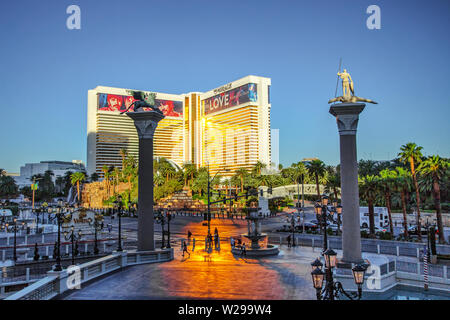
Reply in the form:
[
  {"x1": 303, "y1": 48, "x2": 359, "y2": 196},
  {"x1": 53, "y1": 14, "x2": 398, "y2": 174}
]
[{"x1": 63, "y1": 219, "x2": 319, "y2": 300}]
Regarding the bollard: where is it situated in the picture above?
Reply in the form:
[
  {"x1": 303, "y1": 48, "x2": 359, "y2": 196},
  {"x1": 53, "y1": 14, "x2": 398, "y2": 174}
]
[
  {"x1": 377, "y1": 244, "x2": 381, "y2": 254},
  {"x1": 6, "y1": 236, "x2": 9, "y2": 246},
  {"x1": 26, "y1": 268, "x2": 30, "y2": 281},
  {"x1": 42, "y1": 234, "x2": 45, "y2": 243},
  {"x1": 85, "y1": 243, "x2": 88, "y2": 253},
  {"x1": 66, "y1": 245, "x2": 69, "y2": 255},
  {"x1": 25, "y1": 235, "x2": 27, "y2": 245},
  {"x1": 103, "y1": 243, "x2": 106, "y2": 253},
  {"x1": 46, "y1": 246, "x2": 49, "y2": 256},
  {"x1": 2, "y1": 250, "x2": 4, "y2": 261}
]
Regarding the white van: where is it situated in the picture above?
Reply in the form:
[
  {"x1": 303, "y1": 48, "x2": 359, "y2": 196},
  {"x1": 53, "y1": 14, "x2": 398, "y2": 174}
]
[{"x1": 360, "y1": 207, "x2": 389, "y2": 229}]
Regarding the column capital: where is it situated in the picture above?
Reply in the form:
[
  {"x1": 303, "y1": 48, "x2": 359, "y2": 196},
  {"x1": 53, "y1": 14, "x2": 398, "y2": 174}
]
[
  {"x1": 329, "y1": 103, "x2": 365, "y2": 136},
  {"x1": 126, "y1": 111, "x2": 165, "y2": 139}
]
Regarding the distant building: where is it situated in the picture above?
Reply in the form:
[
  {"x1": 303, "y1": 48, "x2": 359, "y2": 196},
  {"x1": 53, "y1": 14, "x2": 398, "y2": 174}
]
[{"x1": 15, "y1": 160, "x2": 85, "y2": 188}]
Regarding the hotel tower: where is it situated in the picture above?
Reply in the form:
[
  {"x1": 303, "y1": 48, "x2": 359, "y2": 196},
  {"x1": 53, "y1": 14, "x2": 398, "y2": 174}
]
[{"x1": 86, "y1": 75, "x2": 271, "y2": 178}]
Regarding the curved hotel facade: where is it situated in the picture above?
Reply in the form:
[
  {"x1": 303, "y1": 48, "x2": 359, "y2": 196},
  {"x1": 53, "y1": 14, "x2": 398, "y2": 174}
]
[{"x1": 86, "y1": 75, "x2": 271, "y2": 178}]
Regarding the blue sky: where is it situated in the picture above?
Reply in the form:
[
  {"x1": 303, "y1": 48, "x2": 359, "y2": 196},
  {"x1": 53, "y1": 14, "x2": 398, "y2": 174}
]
[{"x1": 1, "y1": 0, "x2": 449, "y2": 173}]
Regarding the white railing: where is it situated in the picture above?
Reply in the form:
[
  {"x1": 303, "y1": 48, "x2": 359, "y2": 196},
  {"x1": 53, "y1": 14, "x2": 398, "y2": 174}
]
[{"x1": 5, "y1": 248, "x2": 173, "y2": 300}]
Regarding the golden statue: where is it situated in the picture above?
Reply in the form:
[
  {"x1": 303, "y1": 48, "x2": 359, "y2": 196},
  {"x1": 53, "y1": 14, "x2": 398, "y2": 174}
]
[{"x1": 328, "y1": 68, "x2": 377, "y2": 104}]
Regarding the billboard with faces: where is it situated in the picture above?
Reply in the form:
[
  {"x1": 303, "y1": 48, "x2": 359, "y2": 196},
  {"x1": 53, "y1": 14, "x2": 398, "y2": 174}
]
[{"x1": 98, "y1": 93, "x2": 183, "y2": 118}]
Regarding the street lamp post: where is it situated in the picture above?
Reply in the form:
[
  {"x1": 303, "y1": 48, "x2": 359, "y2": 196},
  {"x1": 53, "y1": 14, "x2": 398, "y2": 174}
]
[
  {"x1": 7, "y1": 218, "x2": 24, "y2": 263},
  {"x1": 311, "y1": 249, "x2": 367, "y2": 300},
  {"x1": 314, "y1": 194, "x2": 342, "y2": 253},
  {"x1": 114, "y1": 195, "x2": 123, "y2": 252},
  {"x1": 154, "y1": 209, "x2": 166, "y2": 249},
  {"x1": 48, "y1": 201, "x2": 74, "y2": 271},
  {"x1": 206, "y1": 167, "x2": 230, "y2": 253},
  {"x1": 64, "y1": 226, "x2": 82, "y2": 265},
  {"x1": 166, "y1": 208, "x2": 173, "y2": 248},
  {"x1": 88, "y1": 214, "x2": 104, "y2": 255}
]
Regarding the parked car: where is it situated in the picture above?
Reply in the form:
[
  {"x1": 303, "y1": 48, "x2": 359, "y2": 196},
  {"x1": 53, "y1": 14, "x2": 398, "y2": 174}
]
[
  {"x1": 404, "y1": 226, "x2": 428, "y2": 236},
  {"x1": 360, "y1": 226, "x2": 387, "y2": 233},
  {"x1": 302, "y1": 222, "x2": 319, "y2": 231}
]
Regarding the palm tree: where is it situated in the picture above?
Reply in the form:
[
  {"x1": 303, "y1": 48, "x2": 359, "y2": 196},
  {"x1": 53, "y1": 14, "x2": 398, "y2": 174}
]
[
  {"x1": 0, "y1": 169, "x2": 6, "y2": 177},
  {"x1": 394, "y1": 167, "x2": 413, "y2": 238},
  {"x1": 234, "y1": 168, "x2": 248, "y2": 193},
  {"x1": 182, "y1": 163, "x2": 197, "y2": 188},
  {"x1": 379, "y1": 169, "x2": 397, "y2": 235},
  {"x1": 418, "y1": 155, "x2": 449, "y2": 243},
  {"x1": 252, "y1": 161, "x2": 267, "y2": 176},
  {"x1": 101, "y1": 165, "x2": 110, "y2": 198},
  {"x1": 119, "y1": 148, "x2": 128, "y2": 169},
  {"x1": 0, "y1": 176, "x2": 18, "y2": 198},
  {"x1": 70, "y1": 172, "x2": 86, "y2": 203},
  {"x1": 90, "y1": 172, "x2": 99, "y2": 182},
  {"x1": 306, "y1": 159, "x2": 326, "y2": 200},
  {"x1": 359, "y1": 175, "x2": 379, "y2": 236},
  {"x1": 398, "y1": 142, "x2": 424, "y2": 240},
  {"x1": 55, "y1": 176, "x2": 65, "y2": 193}
]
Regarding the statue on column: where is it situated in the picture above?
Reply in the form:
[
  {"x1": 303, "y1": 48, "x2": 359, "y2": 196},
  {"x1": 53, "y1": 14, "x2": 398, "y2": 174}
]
[
  {"x1": 121, "y1": 90, "x2": 164, "y2": 114},
  {"x1": 328, "y1": 68, "x2": 377, "y2": 104}
]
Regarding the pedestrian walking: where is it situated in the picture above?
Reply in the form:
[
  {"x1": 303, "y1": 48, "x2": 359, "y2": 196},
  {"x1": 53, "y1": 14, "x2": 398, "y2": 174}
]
[
  {"x1": 287, "y1": 234, "x2": 291, "y2": 248},
  {"x1": 187, "y1": 230, "x2": 192, "y2": 245},
  {"x1": 192, "y1": 238, "x2": 196, "y2": 252},
  {"x1": 241, "y1": 243, "x2": 246, "y2": 257},
  {"x1": 230, "y1": 237, "x2": 235, "y2": 249},
  {"x1": 182, "y1": 240, "x2": 190, "y2": 258},
  {"x1": 214, "y1": 233, "x2": 218, "y2": 249}
]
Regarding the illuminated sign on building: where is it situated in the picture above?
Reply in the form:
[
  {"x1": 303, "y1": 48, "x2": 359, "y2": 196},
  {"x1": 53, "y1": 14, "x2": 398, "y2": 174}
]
[
  {"x1": 98, "y1": 93, "x2": 183, "y2": 118},
  {"x1": 203, "y1": 83, "x2": 257, "y2": 115}
]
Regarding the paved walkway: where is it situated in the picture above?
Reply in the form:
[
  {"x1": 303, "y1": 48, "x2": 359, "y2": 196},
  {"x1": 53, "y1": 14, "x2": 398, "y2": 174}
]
[{"x1": 63, "y1": 220, "x2": 320, "y2": 300}]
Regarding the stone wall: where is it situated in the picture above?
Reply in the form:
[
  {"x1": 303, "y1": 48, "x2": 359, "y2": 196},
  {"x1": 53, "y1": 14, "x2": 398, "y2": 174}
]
[{"x1": 81, "y1": 181, "x2": 130, "y2": 208}]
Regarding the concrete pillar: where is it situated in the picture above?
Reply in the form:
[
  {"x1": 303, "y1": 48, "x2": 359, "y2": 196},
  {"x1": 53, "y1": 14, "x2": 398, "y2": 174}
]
[
  {"x1": 127, "y1": 111, "x2": 165, "y2": 251},
  {"x1": 329, "y1": 103, "x2": 365, "y2": 264}
]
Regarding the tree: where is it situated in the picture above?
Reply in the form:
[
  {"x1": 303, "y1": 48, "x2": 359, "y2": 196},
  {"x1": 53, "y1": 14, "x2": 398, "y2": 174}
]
[
  {"x1": 306, "y1": 159, "x2": 326, "y2": 200},
  {"x1": 398, "y1": 142, "x2": 424, "y2": 240},
  {"x1": 379, "y1": 169, "x2": 397, "y2": 235},
  {"x1": 63, "y1": 171, "x2": 74, "y2": 196},
  {"x1": 418, "y1": 155, "x2": 449, "y2": 244},
  {"x1": 326, "y1": 166, "x2": 341, "y2": 202},
  {"x1": 70, "y1": 172, "x2": 86, "y2": 203},
  {"x1": 0, "y1": 176, "x2": 18, "y2": 198},
  {"x1": 90, "y1": 172, "x2": 99, "y2": 182},
  {"x1": 234, "y1": 168, "x2": 249, "y2": 193},
  {"x1": 119, "y1": 148, "x2": 128, "y2": 170},
  {"x1": 252, "y1": 161, "x2": 267, "y2": 176},
  {"x1": 182, "y1": 163, "x2": 197, "y2": 188},
  {"x1": 55, "y1": 176, "x2": 65, "y2": 194},
  {"x1": 359, "y1": 175, "x2": 379, "y2": 236},
  {"x1": 394, "y1": 167, "x2": 413, "y2": 238}
]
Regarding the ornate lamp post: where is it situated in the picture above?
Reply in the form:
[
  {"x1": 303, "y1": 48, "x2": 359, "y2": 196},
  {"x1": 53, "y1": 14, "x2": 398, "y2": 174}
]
[
  {"x1": 154, "y1": 209, "x2": 166, "y2": 249},
  {"x1": 64, "y1": 226, "x2": 82, "y2": 265},
  {"x1": 6, "y1": 218, "x2": 24, "y2": 262},
  {"x1": 166, "y1": 208, "x2": 174, "y2": 249},
  {"x1": 314, "y1": 194, "x2": 342, "y2": 253},
  {"x1": 48, "y1": 201, "x2": 74, "y2": 271},
  {"x1": 88, "y1": 214, "x2": 104, "y2": 255},
  {"x1": 311, "y1": 249, "x2": 367, "y2": 300},
  {"x1": 113, "y1": 195, "x2": 123, "y2": 252}
]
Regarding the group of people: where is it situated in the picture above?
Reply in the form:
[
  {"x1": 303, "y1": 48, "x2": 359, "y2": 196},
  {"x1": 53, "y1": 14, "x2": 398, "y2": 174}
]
[
  {"x1": 230, "y1": 236, "x2": 246, "y2": 257},
  {"x1": 181, "y1": 228, "x2": 248, "y2": 258}
]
